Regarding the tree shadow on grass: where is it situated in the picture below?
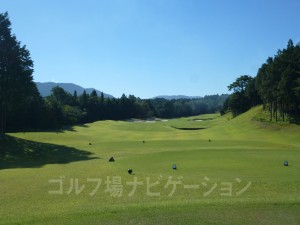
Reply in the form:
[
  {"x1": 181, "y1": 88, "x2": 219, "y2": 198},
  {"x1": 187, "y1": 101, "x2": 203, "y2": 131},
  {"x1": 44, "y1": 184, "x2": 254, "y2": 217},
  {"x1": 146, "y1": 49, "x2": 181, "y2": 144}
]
[
  {"x1": 0, "y1": 134, "x2": 98, "y2": 170},
  {"x1": 13, "y1": 124, "x2": 91, "y2": 133}
]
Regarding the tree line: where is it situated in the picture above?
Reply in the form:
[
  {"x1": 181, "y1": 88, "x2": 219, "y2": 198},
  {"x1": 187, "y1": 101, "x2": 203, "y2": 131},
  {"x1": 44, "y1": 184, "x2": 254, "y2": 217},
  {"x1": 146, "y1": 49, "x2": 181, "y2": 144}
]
[
  {"x1": 222, "y1": 40, "x2": 300, "y2": 122},
  {"x1": 2, "y1": 83, "x2": 227, "y2": 132},
  {"x1": 34, "y1": 88, "x2": 227, "y2": 130},
  {"x1": 0, "y1": 12, "x2": 227, "y2": 132}
]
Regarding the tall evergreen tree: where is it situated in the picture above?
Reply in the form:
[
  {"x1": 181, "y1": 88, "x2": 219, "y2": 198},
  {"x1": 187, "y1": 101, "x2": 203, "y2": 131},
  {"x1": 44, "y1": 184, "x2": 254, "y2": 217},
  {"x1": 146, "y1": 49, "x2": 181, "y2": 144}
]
[
  {"x1": 0, "y1": 12, "x2": 37, "y2": 132},
  {"x1": 227, "y1": 75, "x2": 254, "y2": 116},
  {"x1": 255, "y1": 40, "x2": 300, "y2": 122},
  {"x1": 91, "y1": 89, "x2": 97, "y2": 97}
]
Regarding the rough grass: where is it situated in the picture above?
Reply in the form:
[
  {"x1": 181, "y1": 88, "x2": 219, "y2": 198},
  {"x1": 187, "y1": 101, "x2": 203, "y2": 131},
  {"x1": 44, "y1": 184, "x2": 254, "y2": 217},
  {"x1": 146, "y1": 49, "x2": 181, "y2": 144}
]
[{"x1": 0, "y1": 106, "x2": 300, "y2": 224}]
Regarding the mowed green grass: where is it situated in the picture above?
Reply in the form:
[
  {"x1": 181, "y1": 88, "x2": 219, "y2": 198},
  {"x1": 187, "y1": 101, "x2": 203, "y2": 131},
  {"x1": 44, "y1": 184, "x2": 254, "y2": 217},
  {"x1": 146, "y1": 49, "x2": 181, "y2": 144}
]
[{"x1": 1, "y1": 106, "x2": 300, "y2": 225}]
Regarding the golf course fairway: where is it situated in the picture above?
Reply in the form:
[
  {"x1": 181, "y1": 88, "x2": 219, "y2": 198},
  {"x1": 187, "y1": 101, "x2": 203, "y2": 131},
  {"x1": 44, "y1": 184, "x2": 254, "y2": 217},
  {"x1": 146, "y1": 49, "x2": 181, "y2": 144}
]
[{"x1": 1, "y1": 106, "x2": 300, "y2": 225}]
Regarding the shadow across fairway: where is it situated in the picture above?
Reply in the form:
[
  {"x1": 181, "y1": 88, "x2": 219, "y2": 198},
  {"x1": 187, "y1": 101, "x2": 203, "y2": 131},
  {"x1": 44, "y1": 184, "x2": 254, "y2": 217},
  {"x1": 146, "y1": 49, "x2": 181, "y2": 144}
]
[
  {"x1": 13, "y1": 124, "x2": 90, "y2": 133},
  {"x1": 0, "y1": 134, "x2": 98, "y2": 170}
]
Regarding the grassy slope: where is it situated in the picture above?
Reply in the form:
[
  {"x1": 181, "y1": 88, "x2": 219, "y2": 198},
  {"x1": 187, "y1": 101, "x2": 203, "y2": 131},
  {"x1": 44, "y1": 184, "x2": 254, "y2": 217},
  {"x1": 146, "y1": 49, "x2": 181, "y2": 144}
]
[{"x1": 0, "y1": 106, "x2": 300, "y2": 225}]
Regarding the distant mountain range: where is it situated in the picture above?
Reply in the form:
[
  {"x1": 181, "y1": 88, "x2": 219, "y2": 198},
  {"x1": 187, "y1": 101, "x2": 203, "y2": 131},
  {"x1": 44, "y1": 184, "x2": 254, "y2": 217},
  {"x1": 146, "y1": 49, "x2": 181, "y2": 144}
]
[
  {"x1": 35, "y1": 82, "x2": 224, "y2": 100},
  {"x1": 153, "y1": 95, "x2": 202, "y2": 100},
  {"x1": 35, "y1": 82, "x2": 114, "y2": 98}
]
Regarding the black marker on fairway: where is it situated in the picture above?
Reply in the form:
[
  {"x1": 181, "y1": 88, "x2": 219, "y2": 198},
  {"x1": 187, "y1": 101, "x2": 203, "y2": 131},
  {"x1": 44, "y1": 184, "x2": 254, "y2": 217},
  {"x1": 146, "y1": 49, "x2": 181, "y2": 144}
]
[
  {"x1": 284, "y1": 161, "x2": 288, "y2": 166},
  {"x1": 108, "y1": 156, "x2": 115, "y2": 162},
  {"x1": 128, "y1": 169, "x2": 133, "y2": 174},
  {"x1": 172, "y1": 164, "x2": 177, "y2": 170}
]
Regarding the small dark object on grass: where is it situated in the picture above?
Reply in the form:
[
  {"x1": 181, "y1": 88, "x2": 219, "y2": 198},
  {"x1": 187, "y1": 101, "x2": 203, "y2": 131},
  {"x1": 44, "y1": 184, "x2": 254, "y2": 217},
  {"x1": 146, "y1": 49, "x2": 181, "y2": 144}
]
[
  {"x1": 142, "y1": 140, "x2": 145, "y2": 143},
  {"x1": 108, "y1": 157, "x2": 115, "y2": 162},
  {"x1": 89, "y1": 142, "x2": 92, "y2": 145},
  {"x1": 172, "y1": 164, "x2": 177, "y2": 170},
  {"x1": 284, "y1": 161, "x2": 288, "y2": 166},
  {"x1": 128, "y1": 169, "x2": 133, "y2": 174},
  {"x1": 208, "y1": 139, "x2": 211, "y2": 142}
]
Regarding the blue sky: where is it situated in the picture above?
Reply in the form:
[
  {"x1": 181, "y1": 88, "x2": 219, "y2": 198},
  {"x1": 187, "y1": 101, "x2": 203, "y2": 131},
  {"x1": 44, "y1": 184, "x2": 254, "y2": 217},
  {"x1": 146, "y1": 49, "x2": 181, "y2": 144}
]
[{"x1": 1, "y1": 0, "x2": 300, "y2": 98}]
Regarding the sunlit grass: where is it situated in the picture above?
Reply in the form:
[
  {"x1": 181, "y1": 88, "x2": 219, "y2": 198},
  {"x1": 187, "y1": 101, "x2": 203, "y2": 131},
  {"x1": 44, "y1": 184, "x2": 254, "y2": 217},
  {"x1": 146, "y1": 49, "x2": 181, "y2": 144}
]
[{"x1": 1, "y1": 106, "x2": 300, "y2": 224}]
